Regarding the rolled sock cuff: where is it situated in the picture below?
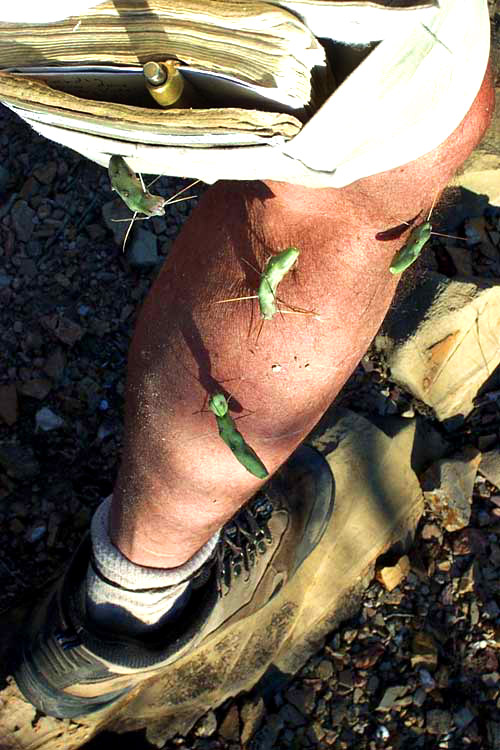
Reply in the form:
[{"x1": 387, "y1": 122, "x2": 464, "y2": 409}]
[{"x1": 90, "y1": 495, "x2": 220, "y2": 591}]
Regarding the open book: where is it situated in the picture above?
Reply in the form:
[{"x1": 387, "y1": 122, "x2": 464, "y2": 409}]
[
  {"x1": 0, "y1": 0, "x2": 487, "y2": 190},
  {"x1": 0, "y1": 0, "x2": 334, "y2": 146}
]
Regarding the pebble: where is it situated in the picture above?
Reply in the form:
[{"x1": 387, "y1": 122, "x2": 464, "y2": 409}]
[
  {"x1": 218, "y1": 704, "x2": 240, "y2": 742},
  {"x1": 0, "y1": 163, "x2": 9, "y2": 192},
  {"x1": 43, "y1": 349, "x2": 66, "y2": 380},
  {"x1": 376, "y1": 686, "x2": 408, "y2": 711},
  {"x1": 278, "y1": 703, "x2": 305, "y2": 727},
  {"x1": 285, "y1": 685, "x2": 316, "y2": 715},
  {"x1": 317, "y1": 659, "x2": 334, "y2": 680},
  {"x1": 0, "y1": 384, "x2": 18, "y2": 425},
  {"x1": 0, "y1": 442, "x2": 40, "y2": 479},
  {"x1": 26, "y1": 522, "x2": 47, "y2": 544},
  {"x1": 411, "y1": 632, "x2": 438, "y2": 671},
  {"x1": 41, "y1": 313, "x2": 85, "y2": 346},
  {"x1": 376, "y1": 555, "x2": 410, "y2": 591},
  {"x1": 250, "y1": 714, "x2": 284, "y2": 750},
  {"x1": 11, "y1": 199, "x2": 35, "y2": 242},
  {"x1": 426, "y1": 709, "x2": 452, "y2": 735},
  {"x1": 479, "y1": 448, "x2": 500, "y2": 491},
  {"x1": 126, "y1": 227, "x2": 159, "y2": 268},
  {"x1": 17, "y1": 378, "x2": 52, "y2": 400},
  {"x1": 35, "y1": 407, "x2": 64, "y2": 432},
  {"x1": 353, "y1": 643, "x2": 385, "y2": 669},
  {"x1": 193, "y1": 710, "x2": 217, "y2": 738},
  {"x1": 240, "y1": 696, "x2": 265, "y2": 745},
  {"x1": 33, "y1": 161, "x2": 57, "y2": 185},
  {"x1": 419, "y1": 670, "x2": 436, "y2": 691},
  {"x1": 421, "y1": 523, "x2": 442, "y2": 541},
  {"x1": 421, "y1": 446, "x2": 481, "y2": 531}
]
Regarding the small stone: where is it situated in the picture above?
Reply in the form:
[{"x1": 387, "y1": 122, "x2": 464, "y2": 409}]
[
  {"x1": 421, "y1": 446, "x2": 481, "y2": 531},
  {"x1": 240, "y1": 696, "x2": 265, "y2": 745},
  {"x1": 0, "y1": 384, "x2": 18, "y2": 425},
  {"x1": 0, "y1": 163, "x2": 9, "y2": 192},
  {"x1": 451, "y1": 528, "x2": 487, "y2": 555},
  {"x1": 278, "y1": 703, "x2": 305, "y2": 727},
  {"x1": 17, "y1": 378, "x2": 52, "y2": 400},
  {"x1": 375, "y1": 555, "x2": 410, "y2": 591},
  {"x1": 19, "y1": 175, "x2": 39, "y2": 201},
  {"x1": 482, "y1": 672, "x2": 499, "y2": 687},
  {"x1": 120, "y1": 304, "x2": 134, "y2": 322},
  {"x1": 464, "y1": 218, "x2": 483, "y2": 246},
  {"x1": 457, "y1": 563, "x2": 476, "y2": 595},
  {"x1": 126, "y1": 227, "x2": 159, "y2": 268},
  {"x1": 285, "y1": 685, "x2": 316, "y2": 715},
  {"x1": 487, "y1": 721, "x2": 500, "y2": 748},
  {"x1": 35, "y1": 407, "x2": 64, "y2": 432},
  {"x1": 375, "y1": 725, "x2": 390, "y2": 741},
  {"x1": 0, "y1": 273, "x2": 12, "y2": 289},
  {"x1": 411, "y1": 632, "x2": 438, "y2": 671},
  {"x1": 330, "y1": 700, "x2": 349, "y2": 726},
  {"x1": 0, "y1": 443, "x2": 40, "y2": 479},
  {"x1": 26, "y1": 522, "x2": 47, "y2": 544},
  {"x1": 11, "y1": 199, "x2": 35, "y2": 242},
  {"x1": 102, "y1": 198, "x2": 134, "y2": 246},
  {"x1": 10, "y1": 518, "x2": 25, "y2": 534},
  {"x1": 193, "y1": 710, "x2": 217, "y2": 738},
  {"x1": 19, "y1": 258, "x2": 38, "y2": 279},
  {"x1": 426, "y1": 709, "x2": 452, "y2": 735},
  {"x1": 419, "y1": 669, "x2": 436, "y2": 691},
  {"x1": 421, "y1": 523, "x2": 442, "y2": 541},
  {"x1": 478, "y1": 434, "x2": 497, "y2": 452},
  {"x1": 33, "y1": 161, "x2": 57, "y2": 185},
  {"x1": 470, "y1": 601, "x2": 480, "y2": 625},
  {"x1": 350, "y1": 689, "x2": 364, "y2": 707},
  {"x1": 218, "y1": 704, "x2": 240, "y2": 742},
  {"x1": 413, "y1": 688, "x2": 427, "y2": 707},
  {"x1": 43, "y1": 349, "x2": 66, "y2": 380},
  {"x1": 376, "y1": 686, "x2": 408, "y2": 711},
  {"x1": 0, "y1": 472, "x2": 14, "y2": 501},
  {"x1": 337, "y1": 670, "x2": 354, "y2": 691},
  {"x1": 54, "y1": 272, "x2": 71, "y2": 289},
  {"x1": 250, "y1": 714, "x2": 284, "y2": 750},
  {"x1": 479, "y1": 449, "x2": 500, "y2": 490},
  {"x1": 353, "y1": 643, "x2": 385, "y2": 669},
  {"x1": 317, "y1": 659, "x2": 335, "y2": 681},
  {"x1": 484, "y1": 600, "x2": 500, "y2": 619},
  {"x1": 86, "y1": 223, "x2": 107, "y2": 241},
  {"x1": 41, "y1": 313, "x2": 85, "y2": 346}
]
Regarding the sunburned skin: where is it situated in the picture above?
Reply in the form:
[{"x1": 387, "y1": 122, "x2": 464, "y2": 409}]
[{"x1": 110, "y1": 64, "x2": 494, "y2": 569}]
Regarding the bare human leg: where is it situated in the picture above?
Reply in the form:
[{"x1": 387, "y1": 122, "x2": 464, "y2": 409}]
[{"x1": 110, "y1": 64, "x2": 494, "y2": 570}]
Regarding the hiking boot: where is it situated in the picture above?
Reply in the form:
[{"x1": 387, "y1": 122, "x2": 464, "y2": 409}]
[{"x1": 13, "y1": 444, "x2": 333, "y2": 719}]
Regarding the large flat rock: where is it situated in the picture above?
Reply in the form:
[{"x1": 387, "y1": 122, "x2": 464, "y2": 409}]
[{"x1": 374, "y1": 273, "x2": 500, "y2": 424}]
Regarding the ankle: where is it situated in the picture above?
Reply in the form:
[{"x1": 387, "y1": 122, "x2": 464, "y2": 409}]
[{"x1": 86, "y1": 497, "x2": 220, "y2": 635}]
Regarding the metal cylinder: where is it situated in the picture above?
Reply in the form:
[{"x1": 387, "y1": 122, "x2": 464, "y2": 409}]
[{"x1": 143, "y1": 60, "x2": 199, "y2": 108}]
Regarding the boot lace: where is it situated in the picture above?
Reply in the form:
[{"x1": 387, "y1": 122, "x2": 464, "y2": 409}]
[{"x1": 213, "y1": 496, "x2": 274, "y2": 595}]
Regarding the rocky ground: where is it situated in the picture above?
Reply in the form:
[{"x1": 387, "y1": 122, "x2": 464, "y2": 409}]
[{"x1": 0, "y1": 89, "x2": 499, "y2": 750}]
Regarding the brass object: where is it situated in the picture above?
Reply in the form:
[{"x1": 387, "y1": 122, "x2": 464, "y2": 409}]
[{"x1": 143, "y1": 60, "x2": 198, "y2": 108}]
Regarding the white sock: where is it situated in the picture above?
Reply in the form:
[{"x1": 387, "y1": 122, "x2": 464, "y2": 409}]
[{"x1": 85, "y1": 496, "x2": 220, "y2": 636}]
